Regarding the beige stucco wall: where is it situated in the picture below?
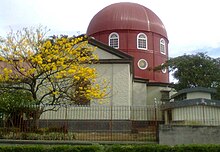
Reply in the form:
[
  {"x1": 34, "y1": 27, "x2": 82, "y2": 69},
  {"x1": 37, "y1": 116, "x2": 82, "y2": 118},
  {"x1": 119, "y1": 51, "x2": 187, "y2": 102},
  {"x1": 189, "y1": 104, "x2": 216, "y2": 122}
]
[
  {"x1": 93, "y1": 63, "x2": 132, "y2": 106},
  {"x1": 130, "y1": 106, "x2": 162, "y2": 121},
  {"x1": 39, "y1": 42, "x2": 133, "y2": 120},
  {"x1": 92, "y1": 45, "x2": 121, "y2": 59},
  {"x1": 131, "y1": 82, "x2": 163, "y2": 120},
  {"x1": 187, "y1": 92, "x2": 211, "y2": 100},
  {"x1": 132, "y1": 82, "x2": 147, "y2": 106},
  {"x1": 146, "y1": 86, "x2": 160, "y2": 105},
  {"x1": 40, "y1": 105, "x2": 130, "y2": 120},
  {"x1": 40, "y1": 63, "x2": 132, "y2": 120},
  {"x1": 146, "y1": 86, "x2": 171, "y2": 105},
  {"x1": 130, "y1": 84, "x2": 166, "y2": 121},
  {"x1": 40, "y1": 105, "x2": 163, "y2": 121}
]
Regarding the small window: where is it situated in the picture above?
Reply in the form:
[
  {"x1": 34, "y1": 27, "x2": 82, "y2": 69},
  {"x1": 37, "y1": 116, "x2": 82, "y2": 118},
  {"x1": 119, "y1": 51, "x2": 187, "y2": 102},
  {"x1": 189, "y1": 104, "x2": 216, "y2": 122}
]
[
  {"x1": 138, "y1": 59, "x2": 148, "y2": 70},
  {"x1": 160, "y1": 38, "x2": 166, "y2": 54},
  {"x1": 161, "y1": 63, "x2": 167, "y2": 73},
  {"x1": 109, "y1": 32, "x2": 119, "y2": 49},
  {"x1": 137, "y1": 33, "x2": 147, "y2": 50}
]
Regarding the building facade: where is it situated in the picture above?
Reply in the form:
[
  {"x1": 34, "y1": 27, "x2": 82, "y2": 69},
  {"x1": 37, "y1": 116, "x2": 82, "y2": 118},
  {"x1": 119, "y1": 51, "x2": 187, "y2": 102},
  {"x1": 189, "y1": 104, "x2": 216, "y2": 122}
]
[
  {"x1": 38, "y1": 2, "x2": 220, "y2": 130},
  {"x1": 87, "y1": 2, "x2": 172, "y2": 107},
  {"x1": 87, "y1": 2, "x2": 169, "y2": 83},
  {"x1": 162, "y1": 87, "x2": 220, "y2": 126},
  {"x1": 41, "y1": 2, "x2": 172, "y2": 123}
]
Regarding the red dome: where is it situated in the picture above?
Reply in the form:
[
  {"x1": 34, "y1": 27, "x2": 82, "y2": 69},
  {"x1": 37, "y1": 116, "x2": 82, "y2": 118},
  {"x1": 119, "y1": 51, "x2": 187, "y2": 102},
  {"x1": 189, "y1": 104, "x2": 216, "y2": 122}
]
[{"x1": 87, "y1": 2, "x2": 167, "y2": 38}]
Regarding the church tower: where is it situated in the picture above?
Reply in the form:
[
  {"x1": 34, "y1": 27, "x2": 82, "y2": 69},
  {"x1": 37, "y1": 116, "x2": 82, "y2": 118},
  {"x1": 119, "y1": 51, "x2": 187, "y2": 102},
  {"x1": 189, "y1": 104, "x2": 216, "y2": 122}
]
[{"x1": 87, "y1": 2, "x2": 169, "y2": 83}]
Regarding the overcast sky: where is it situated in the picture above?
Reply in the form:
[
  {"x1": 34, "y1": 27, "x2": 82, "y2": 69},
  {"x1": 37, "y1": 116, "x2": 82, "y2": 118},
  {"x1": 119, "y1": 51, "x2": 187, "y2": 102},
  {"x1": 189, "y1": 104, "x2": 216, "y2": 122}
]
[{"x1": 1, "y1": 0, "x2": 220, "y2": 58}]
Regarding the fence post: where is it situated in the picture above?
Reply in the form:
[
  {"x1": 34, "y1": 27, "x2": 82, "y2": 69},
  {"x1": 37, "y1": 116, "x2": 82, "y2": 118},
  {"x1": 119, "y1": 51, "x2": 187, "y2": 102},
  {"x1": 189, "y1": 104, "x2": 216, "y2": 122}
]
[
  {"x1": 154, "y1": 98, "x2": 159, "y2": 142},
  {"x1": 64, "y1": 105, "x2": 68, "y2": 137},
  {"x1": 110, "y1": 104, "x2": 113, "y2": 141}
]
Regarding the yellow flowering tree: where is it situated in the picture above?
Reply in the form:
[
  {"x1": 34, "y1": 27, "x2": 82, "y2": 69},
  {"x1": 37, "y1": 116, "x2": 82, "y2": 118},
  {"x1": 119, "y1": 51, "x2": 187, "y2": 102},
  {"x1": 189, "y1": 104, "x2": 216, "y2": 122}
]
[{"x1": 0, "y1": 27, "x2": 107, "y2": 128}]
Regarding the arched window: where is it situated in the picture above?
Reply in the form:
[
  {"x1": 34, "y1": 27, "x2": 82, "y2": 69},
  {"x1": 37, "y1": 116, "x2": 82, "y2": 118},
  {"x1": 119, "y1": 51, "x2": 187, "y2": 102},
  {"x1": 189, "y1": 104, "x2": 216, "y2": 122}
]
[
  {"x1": 109, "y1": 32, "x2": 119, "y2": 49},
  {"x1": 160, "y1": 38, "x2": 166, "y2": 54},
  {"x1": 137, "y1": 33, "x2": 147, "y2": 50}
]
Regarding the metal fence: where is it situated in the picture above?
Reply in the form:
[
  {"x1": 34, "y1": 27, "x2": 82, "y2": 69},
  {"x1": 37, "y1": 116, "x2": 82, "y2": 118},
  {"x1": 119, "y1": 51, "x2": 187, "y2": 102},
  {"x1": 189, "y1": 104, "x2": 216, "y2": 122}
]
[
  {"x1": 1, "y1": 104, "x2": 219, "y2": 142},
  {"x1": 0, "y1": 105, "x2": 161, "y2": 142}
]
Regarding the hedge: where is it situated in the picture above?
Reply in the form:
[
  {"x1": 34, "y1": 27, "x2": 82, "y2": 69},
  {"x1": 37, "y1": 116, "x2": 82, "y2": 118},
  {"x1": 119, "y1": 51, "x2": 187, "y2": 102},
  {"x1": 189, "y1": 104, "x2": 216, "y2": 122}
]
[
  {"x1": 0, "y1": 145, "x2": 102, "y2": 152},
  {"x1": 0, "y1": 144, "x2": 220, "y2": 152}
]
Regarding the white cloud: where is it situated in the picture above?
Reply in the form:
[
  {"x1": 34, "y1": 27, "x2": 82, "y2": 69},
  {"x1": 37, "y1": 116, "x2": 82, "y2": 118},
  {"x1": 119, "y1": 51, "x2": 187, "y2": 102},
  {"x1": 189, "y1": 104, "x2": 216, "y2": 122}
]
[{"x1": 0, "y1": 0, "x2": 220, "y2": 57}]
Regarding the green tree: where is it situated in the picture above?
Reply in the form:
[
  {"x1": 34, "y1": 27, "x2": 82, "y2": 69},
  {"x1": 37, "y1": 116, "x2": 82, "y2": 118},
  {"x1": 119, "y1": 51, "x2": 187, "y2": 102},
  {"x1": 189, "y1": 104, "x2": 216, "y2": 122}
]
[
  {"x1": 0, "y1": 89, "x2": 35, "y2": 128},
  {"x1": 156, "y1": 53, "x2": 220, "y2": 98}
]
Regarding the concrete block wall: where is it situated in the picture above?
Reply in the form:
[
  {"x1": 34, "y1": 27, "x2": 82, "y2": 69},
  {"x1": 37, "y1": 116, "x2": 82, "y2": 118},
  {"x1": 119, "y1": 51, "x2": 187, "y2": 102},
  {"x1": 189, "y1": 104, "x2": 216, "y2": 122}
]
[{"x1": 159, "y1": 125, "x2": 220, "y2": 145}]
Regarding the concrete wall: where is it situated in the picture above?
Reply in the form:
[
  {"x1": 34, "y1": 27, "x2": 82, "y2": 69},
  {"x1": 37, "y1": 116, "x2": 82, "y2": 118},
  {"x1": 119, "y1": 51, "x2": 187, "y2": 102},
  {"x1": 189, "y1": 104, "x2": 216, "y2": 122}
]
[
  {"x1": 159, "y1": 125, "x2": 220, "y2": 145},
  {"x1": 146, "y1": 86, "x2": 162, "y2": 105},
  {"x1": 171, "y1": 106, "x2": 220, "y2": 125},
  {"x1": 40, "y1": 63, "x2": 133, "y2": 120},
  {"x1": 187, "y1": 92, "x2": 211, "y2": 100},
  {"x1": 41, "y1": 63, "x2": 133, "y2": 120},
  {"x1": 40, "y1": 105, "x2": 163, "y2": 121},
  {"x1": 94, "y1": 63, "x2": 132, "y2": 106},
  {"x1": 132, "y1": 82, "x2": 147, "y2": 106},
  {"x1": 91, "y1": 44, "x2": 121, "y2": 59},
  {"x1": 146, "y1": 86, "x2": 171, "y2": 105},
  {"x1": 40, "y1": 106, "x2": 130, "y2": 120}
]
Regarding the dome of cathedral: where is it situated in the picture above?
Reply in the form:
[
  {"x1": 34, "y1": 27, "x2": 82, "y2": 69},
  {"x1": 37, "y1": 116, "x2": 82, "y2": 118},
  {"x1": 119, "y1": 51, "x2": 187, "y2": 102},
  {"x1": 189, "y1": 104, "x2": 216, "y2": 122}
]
[{"x1": 87, "y1": 2, "x2": 167, "y2": 38}]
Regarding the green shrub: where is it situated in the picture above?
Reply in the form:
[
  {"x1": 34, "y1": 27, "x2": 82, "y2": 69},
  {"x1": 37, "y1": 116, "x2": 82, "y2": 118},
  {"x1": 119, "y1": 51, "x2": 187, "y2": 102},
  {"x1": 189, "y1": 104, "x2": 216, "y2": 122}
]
[
  {"x1": 45, "y1": 126, "x2": 68, "y2": 133},
  {"x1": 105, "y1": 145, "x2": 135, "y2": 152},
  {"x1": 134, "y1": 145, "x2": 171, "y2": 152},
  {"x1": 0, "y1": 144, "x2": 219, "y2": 152},
  {"x1": 0, "y1": 127, "x2": 20, "y2": 134},
  {"x1": 105, "y1": 145, "x2": 171, "y2": 152},
  {"x1": 105, "y1": 145, "x2": 220, "y2": 152},
  {"x1": 21, "y1": 133, "x2": 28, "y2": 140},
  {"x1": 0, "y1": 146, "x2": 44, "y2": 152},
  {"x1": 0, "y1": 145, "x2": 103, "y2": 152},
  {"x1": 172, "y1": 144, "x2": 220, "y2": 152},
  {"x1": 34, "y1": 128, "x2": 48, "y2": 134}
]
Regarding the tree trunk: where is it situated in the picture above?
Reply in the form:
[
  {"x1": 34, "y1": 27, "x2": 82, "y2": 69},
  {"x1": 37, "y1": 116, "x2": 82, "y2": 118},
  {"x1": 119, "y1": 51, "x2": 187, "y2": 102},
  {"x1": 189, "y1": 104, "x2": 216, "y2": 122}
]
[{"x1": 31, "y1": 107, "x2": 43, "y2": 130}]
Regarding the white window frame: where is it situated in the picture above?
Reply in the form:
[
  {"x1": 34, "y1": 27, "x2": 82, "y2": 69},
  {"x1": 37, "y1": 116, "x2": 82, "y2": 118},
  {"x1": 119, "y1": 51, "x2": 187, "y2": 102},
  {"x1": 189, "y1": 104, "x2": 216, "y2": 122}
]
[
  {"x1": 161, "y1": 63, "x2": 167, "y2": 73},
  {"x1": 160, "y1": 38, "x2": 166, "y2": 54},
  {"x1": 109, "y1": 32, "x2": 119, "y2": 49},
  {"x1": 137, "y1": 33, "x2": 147, "y2": 50},
  {"x1": 137, "y1": 59, "x2": 148, "y2": 70}
]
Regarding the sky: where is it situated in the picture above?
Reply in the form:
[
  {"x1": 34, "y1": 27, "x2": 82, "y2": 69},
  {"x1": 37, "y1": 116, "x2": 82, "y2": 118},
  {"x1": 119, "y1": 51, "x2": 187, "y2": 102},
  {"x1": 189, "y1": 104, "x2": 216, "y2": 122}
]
[{"x1": 0, "y1": 0, "x2": 220, "y2": 58}]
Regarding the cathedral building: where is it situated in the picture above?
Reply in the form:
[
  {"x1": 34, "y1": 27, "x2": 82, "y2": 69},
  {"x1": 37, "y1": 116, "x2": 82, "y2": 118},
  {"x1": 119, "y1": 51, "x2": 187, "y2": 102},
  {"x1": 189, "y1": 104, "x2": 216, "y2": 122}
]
[
  {"x1": 86, "y1": 2, "x2": 172, "y2": 106},
  {"x1": 30, "y1": 2, "x2": 220, "y2": 131}
]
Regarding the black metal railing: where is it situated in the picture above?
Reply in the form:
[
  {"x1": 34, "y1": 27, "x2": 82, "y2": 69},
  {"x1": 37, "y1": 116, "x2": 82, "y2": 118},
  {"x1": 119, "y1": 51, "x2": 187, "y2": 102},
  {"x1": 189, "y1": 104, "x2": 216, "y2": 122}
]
[{"x1": 0, "y1": 105, "x2": 161, "y2": 142}]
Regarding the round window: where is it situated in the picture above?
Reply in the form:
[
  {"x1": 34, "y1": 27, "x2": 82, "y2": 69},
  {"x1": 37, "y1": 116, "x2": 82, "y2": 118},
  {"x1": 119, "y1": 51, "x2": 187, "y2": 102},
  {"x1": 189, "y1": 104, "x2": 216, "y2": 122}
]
[
  {"x1": 161, "y1": 63, "x2": 167, "y2": 73},
  {"x1": 138, "y1": 59, "x2": 148, "y2": 70}
]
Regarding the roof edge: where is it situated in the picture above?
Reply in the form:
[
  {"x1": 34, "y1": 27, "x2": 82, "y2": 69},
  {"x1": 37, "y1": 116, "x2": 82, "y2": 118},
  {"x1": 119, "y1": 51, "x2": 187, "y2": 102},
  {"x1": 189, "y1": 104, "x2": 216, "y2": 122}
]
[
  {"x1": 88, "y1": 37, "x2": 133, "y2": 60},
  {"x1": 171, "y1": 87, "x2": 217, "y2": 99}
]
